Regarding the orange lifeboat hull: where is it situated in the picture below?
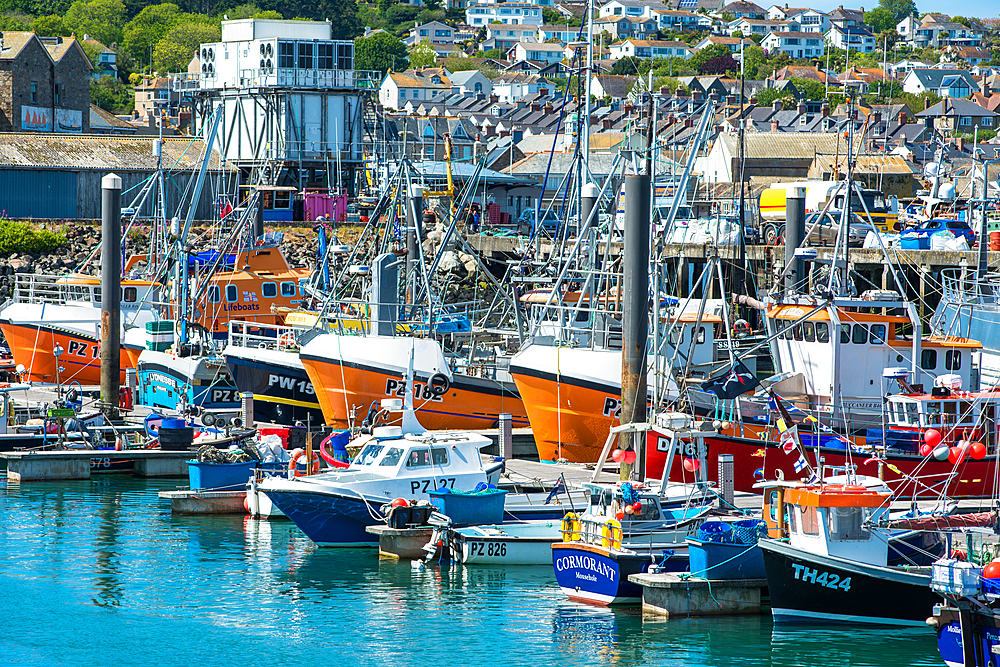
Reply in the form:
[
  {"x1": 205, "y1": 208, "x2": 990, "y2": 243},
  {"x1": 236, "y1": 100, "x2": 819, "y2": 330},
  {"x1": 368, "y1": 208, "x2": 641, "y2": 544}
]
[{"x1": 0, "y1": 322, "x2": 138, "y2": 385}]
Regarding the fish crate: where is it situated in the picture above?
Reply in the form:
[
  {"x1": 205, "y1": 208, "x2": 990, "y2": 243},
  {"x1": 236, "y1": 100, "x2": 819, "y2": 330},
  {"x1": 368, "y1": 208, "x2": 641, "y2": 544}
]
[
  {"x1": 931, "y1": 558, "x2": 982, "y2": 596},
  {"x1": 428, "y1": 488, "x2": 507, "y2": 526},
  {"x1": 187, "y1": 460, "x2": 256, "y2": 491}
]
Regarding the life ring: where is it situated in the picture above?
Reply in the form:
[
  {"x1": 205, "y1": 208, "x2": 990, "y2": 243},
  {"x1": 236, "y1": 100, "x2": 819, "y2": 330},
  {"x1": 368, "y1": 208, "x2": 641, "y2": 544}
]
[
  {"x1": 561, "y1": 512, "x2": 581, "y2": 542},
  {"x1": 601, "y1": 518, "x2": 623, "y2": 550},
  {"x1": 429, "y1": 372, "x2": 451, "y2": 396},
  {"x1": 733, "y1": 319, "x2": 751, "y2": 338},
  {"x1": 278, "y1": 332, "x2": 295, "y2": 347},
  {"x1": 288, "y1": 447, "x2": 320, "y2": 476}
]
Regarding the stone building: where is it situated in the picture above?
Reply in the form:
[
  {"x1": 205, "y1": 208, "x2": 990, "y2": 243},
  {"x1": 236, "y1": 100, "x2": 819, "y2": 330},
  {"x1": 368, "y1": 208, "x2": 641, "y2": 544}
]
[{"x1": 0, "y1": 32, "x2": 92, "y2": 134}]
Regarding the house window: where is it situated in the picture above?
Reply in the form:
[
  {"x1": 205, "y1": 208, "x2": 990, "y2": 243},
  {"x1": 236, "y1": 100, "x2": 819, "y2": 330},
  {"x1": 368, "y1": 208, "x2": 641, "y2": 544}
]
[
  {"x1": 318, "y1": 43, "x2": 333, "y2": 69},
  {"x1": 984, "y1": 117, "x2": 994, "y2": 127},
  {"x1": 54, "y1": 83, "x2": 60, "y2": 106},
  {"x1": 960, "y1": 116, "x2": 972, "y2": 126},
  {"x1": 30, "y1": 81, "x2": 37, "y2": 104},
  {"x1": 279, "y1": 42, "x2": 295, "y2": 68},
  {"x1": 298, "y1": 42, "x2": 314, "y2": 69}
]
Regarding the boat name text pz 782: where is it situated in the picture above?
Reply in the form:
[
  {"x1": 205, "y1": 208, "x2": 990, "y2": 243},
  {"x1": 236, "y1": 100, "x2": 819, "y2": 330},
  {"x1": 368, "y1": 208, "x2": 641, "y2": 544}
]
[
  {"x1": 792, "y1": 564, "x2": 852, "y2": 591},
  {"x1": 385, "y1": 379, "x2": 445, "y2": 402}
]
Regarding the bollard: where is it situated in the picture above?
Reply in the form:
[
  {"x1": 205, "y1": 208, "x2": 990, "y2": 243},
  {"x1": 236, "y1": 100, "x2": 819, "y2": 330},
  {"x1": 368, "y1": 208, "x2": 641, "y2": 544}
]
[
  {"x1": 242, "y1": 392, "x2": 254, "y2": 429},
  {"x1": 100, "y1": 173, "x2": 122, "y2": 419},
  {"x1": 784, "y1": 186, "x2": 806, "y2": 294},
  {"x1": 620, "y1": 175, "x2": 650, "y2": 480},
  {"x1": 718, "y1": 454, "x2": 734, "y2": 508},
  {"x1": 499, "y1": 413, "x2": 512, "y2": 459}
]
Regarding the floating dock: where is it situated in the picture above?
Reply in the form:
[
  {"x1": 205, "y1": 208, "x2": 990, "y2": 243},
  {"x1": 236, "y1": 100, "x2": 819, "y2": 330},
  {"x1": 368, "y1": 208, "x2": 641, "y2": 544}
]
[
  {"x1": 159, "y1": 488, "x2": 247, "y2": 514},
  {"x1": 2, "y1": 449, "x2": 192, "y2": 481},
  {"x1": 629, "y1": 573, "x2": 768, "y2": 618},
  {"x1": 366, "y1": 525, "x2": 435, "y2": 559}
]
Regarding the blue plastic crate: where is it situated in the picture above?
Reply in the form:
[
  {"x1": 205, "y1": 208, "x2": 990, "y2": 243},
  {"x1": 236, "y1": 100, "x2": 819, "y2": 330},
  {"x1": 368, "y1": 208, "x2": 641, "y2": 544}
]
[
  {"x1": 428, "y1": 488, "x2": 508, "y2": 526},
  {"x1": 187, "y1": 460, "x2": 255, "y2": 490}
]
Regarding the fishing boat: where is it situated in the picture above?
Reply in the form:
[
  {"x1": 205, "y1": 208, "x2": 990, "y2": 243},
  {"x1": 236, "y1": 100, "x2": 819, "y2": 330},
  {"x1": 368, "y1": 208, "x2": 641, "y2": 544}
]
[
  {"x1": 448, "y1": 520, "x2": 562, "y2": 565},
  {"x1": 757, "y1": 476, "x2": 944, "y2": 626}
]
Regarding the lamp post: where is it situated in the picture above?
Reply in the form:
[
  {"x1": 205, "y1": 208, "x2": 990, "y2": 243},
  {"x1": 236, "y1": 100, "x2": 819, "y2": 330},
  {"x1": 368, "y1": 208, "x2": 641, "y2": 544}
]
[{"x1": 53, "y1": 344, "x2": 64, "y2": 401}]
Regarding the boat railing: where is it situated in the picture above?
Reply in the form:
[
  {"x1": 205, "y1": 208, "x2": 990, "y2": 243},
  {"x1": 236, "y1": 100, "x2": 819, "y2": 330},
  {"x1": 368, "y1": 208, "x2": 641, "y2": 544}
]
[
  {"x1": 940, "y1": 268, "x2": 1000, "y2": 306},
  {"x1": 12, "y1": 273, "x2": 90, "y2": 306},
  {"x1": 228, "y1": 320, "x2": 300, "y2": 351}
]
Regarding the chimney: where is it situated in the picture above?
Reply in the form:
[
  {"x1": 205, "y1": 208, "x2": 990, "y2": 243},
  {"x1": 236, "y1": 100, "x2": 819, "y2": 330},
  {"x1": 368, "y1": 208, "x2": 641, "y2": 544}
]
[
  {"x1": 749, "y1": 95, "x2": 758, "y2": 105},
  {"x1": 898, "y1": 110, "x2": 907, "y2": 124},
  {"x1": 773, "y1": 99, "x2": 783, "y2": 112},
  {"x1": 530, "y1": 101, "x2": 540, "y2": 112},
  {"x1": 543, "y1": 101, "x2": 553, "y2": 112},
  {"x1": 726, "y1": 94, "x2": 736, "y2": 105},
  {"x1": 871, "y1": 111, "x2": 881, "y2": 125},
  {"x1": 924, "y1": 96, "x2": 931, "y2": 110},
  {"x1": 624, "y1": 102, "x2": 635, "y2": 114},
  {"x1": 899, "y1": 134, "x2": 906, "y2": 147},
  {"x1": 770, "y1": 119, "x2": 779, "y2": 131},
  {"x1": 676, "y1": 86, "x2": 685, "y2": 97},
  {"x1": 684, "y1": 116, "x2": 694, "y2": 128},
  {"x1": 489, "y1": 93, "x2": 498, "y2": 103},
  {"x1": 602, "y1": 118, "x2": 612, "y2": 129},
  {"x1": 821, "y1": 101, "x2": 830, "y2": 116},
  {"x1": 797, "y1": 100, "x2": 806, "y2": 114},
  {"x1": 692, "y1": 90, "x2": 703, "y2": 101},
  {"x1": 957, "y1": 136, "x2": 965, "y2": 152},
  {"x1": 660, "y1": 86, "x2": 670, "y2": 96},
  {"x1": 709, "y1": 91, "x2": 721, "y2": 103},
  {"x1": 538, "y1": 88, "x2": 548, "y2": 97}
]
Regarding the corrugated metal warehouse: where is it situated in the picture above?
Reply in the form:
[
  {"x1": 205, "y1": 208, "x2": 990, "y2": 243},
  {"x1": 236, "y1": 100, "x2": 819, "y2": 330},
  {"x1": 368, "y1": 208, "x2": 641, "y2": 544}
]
[{"x1": 0, "y1": 134, "x2": 235, "y2": 220}]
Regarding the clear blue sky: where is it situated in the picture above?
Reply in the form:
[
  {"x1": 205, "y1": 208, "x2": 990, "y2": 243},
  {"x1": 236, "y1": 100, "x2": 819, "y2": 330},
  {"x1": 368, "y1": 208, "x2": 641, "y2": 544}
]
[{"x1": 804, "y1": 0, "x2": 994, "y2": 19}]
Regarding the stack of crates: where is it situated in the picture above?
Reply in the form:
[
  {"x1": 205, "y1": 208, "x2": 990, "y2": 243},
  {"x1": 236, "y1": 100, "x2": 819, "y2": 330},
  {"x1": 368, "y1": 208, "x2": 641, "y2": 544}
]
[
  {"x1": 931, "y1": 558, "x2": 982, "y2": 596},
  {"x1": 145, "y1": 320, "x2": 174, "y2": 352}
]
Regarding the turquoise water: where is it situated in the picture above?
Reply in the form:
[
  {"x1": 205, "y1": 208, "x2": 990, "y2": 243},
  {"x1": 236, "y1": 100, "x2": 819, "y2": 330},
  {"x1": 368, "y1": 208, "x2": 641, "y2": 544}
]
[{"x1": 0, "y1": 477, "x2": 942, "y2": 667}]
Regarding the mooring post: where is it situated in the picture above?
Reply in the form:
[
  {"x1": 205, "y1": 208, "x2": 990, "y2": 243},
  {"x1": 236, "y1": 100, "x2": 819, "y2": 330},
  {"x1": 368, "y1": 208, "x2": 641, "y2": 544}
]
[
  {"x1": 784, "y1": 186, "x2": 806, "y2": 294},
  {"x1": 101, "y1": 173, "x2": 122, "y2": 420},
  {"x1": 621, "y1": 175, "x2": 650, "y2": 481}
]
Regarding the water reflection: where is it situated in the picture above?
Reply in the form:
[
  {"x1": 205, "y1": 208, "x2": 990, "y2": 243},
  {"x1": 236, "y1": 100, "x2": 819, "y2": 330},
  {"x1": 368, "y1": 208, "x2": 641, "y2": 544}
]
[
  {"x1": 551, "y1": 604, "x2": 646, "y2": 666},
  {"x1": 93, "y1": 488, "x2": 124, "y2": 607},
  {"x1": 770, "y1": 624, "x2": 940, "y2": 667}
]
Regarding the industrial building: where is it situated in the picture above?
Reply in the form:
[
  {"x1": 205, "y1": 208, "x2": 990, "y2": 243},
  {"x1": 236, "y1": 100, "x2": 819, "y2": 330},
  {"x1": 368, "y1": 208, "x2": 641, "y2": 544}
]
[{"x1": 0, "y1": 134, "x2": 231, "y2": 219}]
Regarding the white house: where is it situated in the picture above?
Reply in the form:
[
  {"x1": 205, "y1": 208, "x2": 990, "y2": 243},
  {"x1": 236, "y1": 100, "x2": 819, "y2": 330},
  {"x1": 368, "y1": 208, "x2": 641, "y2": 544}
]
[
  {"x1": 650, "y1": 9, "x2": 704, "y2": 31},
  {"x1": 902, "y1": 14, "x2": 983, "y2": 49},
  {"x1": 760, "y1": 30, "x2": 824, "y2": 59},
  {"x1": 509, "y1": 42, "x2": 565, "y2": 64},
  {"x1": 607, "y1": 39, "x2": 693, "y2": 60},
  {"x1": 486, "y1": 24, "x2": 539, "y2": 52},
  {"x1": 695, "y1": 34, "x2": 754, "y2": 60},
  {"x1": 593, "y1": 15, "x2": 658, "y2": 40},
  {"x1": 538, "y1": 24, "x2": 580, "y2": 43},
  {"x1": 902, "y1": 68, "x2": 978, "y2": 97},
  {"x1": 447, "y1": 70, "x2": 493, "y2": 96},
  {"x1": 379, "y1": 69, "x2": 452, "y2": 110},
  {"x1": 466, "y1": 2, "x2": 543, "y2": 26},
  {"x1": 728, "y1": 17, "x2": 797, "y2": 36},
  {"x1": 599, "y1": 0, "x2": 668, "y2": 21},
  {"x1": 405, "y1": 21, "x2": 458, "y2": 58},
  {"x1": 825, "y1": 25, "x2": 876, "y2": 53},
  {"x1": 492, "y1": 72, "x2": 552, "y2": 103}
]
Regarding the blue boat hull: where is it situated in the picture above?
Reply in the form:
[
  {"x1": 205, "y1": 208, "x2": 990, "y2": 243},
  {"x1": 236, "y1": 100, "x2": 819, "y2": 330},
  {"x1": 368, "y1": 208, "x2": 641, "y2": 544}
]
[{"x1": 552, "y1": 542, "x2": 687, "y2": 606}]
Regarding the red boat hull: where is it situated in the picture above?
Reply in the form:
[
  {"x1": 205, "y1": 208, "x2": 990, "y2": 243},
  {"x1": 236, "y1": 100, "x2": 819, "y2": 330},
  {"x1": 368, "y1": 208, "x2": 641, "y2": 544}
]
[{"x1": 648, "y1": 428, "x2": 999, "y2": 499}]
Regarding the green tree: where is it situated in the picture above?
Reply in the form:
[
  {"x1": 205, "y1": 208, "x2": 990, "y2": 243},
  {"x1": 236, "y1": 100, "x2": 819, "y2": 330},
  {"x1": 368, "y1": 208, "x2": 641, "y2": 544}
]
[
  {"x1": 789, "y1": 76, "x2": 825, "y2": 100},
  {"x1": 65, "y1": 0, "x2": 126, "y2": 47},
  {"x1": 222, "y1": 3, "x2": 283, "y2": 19},
  {"x1": 481, "y1": 48, "x2": 503, "y2": 59},
  {"x1": 90, "y1": 74, "x2": 134, "y2": 113},
  {"x1": 878, "y1": 0, "x2": 915, "y2": 22},
  {"x1": 742, "y1": 44, "x2": 766, "y2": 78},
  {"x1": 0, "y1": 15, "x2": 29, "y2": 30},
  {"x1": 610, "y1": 55, "x2": 643, "y2": 75},
  {"x1": 864, "y1": 7, "x2": 896, "y2": 34},
  {"x1": 153, "y1": 20, "x2": 219, "y2": 74},
  {"x1": 354, "y1": 31, "x2": 408, "y2": 73},
  {"x1": 689, "y1": 43, "x2": 730, "y2": 71},
  {"x1": 32, "y1": 14, "x2": 69, "y2": 36},
  {"x1": 122, "y1": 3, "x2": 182, "y2": 66},
  {"x1": 408, "y1": 40, "x2": 436, "y2": 68},
  {"x1": 383, "y1": 3, "x2": 418, "y2": 34},
  {"x1": 755, "y1": 86, "x2": 795, "y2": 107},
  {"x1": 731, "y1": 30, "x2": 743, "y2": 38},
  {"x1": 274, "y1": 0, "x2": 361, "y2": 38}
]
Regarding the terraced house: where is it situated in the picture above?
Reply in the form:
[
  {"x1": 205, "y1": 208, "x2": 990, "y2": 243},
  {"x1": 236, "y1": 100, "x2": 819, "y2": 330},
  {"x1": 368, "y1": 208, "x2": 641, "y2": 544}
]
[
  {"x1": 466, "y1": 2, "x2": 543, "y2": 26},
  {"x1": 607, "y1": 39, "x2": 694, "y2": 60},
  {"x1": 0, "y1": 32, "x2": 91, "y2": 133}
]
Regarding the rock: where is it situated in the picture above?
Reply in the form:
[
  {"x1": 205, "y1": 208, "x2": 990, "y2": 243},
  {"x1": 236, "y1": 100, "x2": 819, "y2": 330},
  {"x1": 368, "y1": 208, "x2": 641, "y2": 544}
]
[
  {"x1": 8, "y1": 258, "x2": 31, "y2": 272},
  {"x1": 438, "y1": 251, "x2": 460, "y2": 274},
  {"x1": 464, "y1": 260, "x2": 478, "y2": 275}
]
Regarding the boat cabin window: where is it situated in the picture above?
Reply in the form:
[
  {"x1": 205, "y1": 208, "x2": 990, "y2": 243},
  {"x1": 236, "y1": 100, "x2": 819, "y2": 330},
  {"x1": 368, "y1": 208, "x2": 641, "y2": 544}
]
[
  {"x1": 921, "y1": 350, "x2": 937, "y2": 370},
  {"x1": 840, "y1": 324, "x2": 850, "y2": 344},
  {"x1": 262, "y1": 282, "x2": 278, "y2": 298},
  {"x1": 281, "y1": 281, "x2": 296, "y2": 297},
  {"x1": 946, "y1": 350, "x2": 962, "y2": 371},
  {"x1": 669, "y1": 329, "x2": 682, "y2": 345},
  {"x1": 208, "y1": 285, "x2": 220, "y2": 303},
  {"x1": 298, "y1": 279, "x2": 308, "y2": 296},
  {"x1": 803, "y1": 322, "x2": 815, "y2": 342},
  {"x1": 925, "y1": 402, "x2": 942, "y2": 424},
  {"x1": 870, "y1": 324, "x2": 886, "y2": 345},
  {"x1": 767, "y1": 489, "x2": 781, "y2": 522},
  {"x1": 355, "y1": 443, "x2": 384, "y2": 465},
  {"x1": 827, "y1": 506, "x2": 870, "y2": 541},
  {"x1": 852, "y1": 324, "x2": 867, "y2": 345},
  {"x1": 431, "y1": 448, "x2": 449, "y2": 465},
  {"x1": 793, "y1": 504, "x2": 821, "y2": 536},
  {"x1": 379, "y1": 447, "x2": 403, "y2": 466},
  {"x1": 816, "y1": 322, "x2": 830, "y2": 343},
  {"x1": 406, "y1": 449, "x2": 431, "y2": 468},
  {"x1": 226, "y1": 285, "x2": 238, "y2": 303},
  {"x1": 894, "y1": 400, "x2": 919, "y2": 426},
  {"x1": 792, "y1": 325, "x2": 803, "y2": 341},
  {"x1": 697, "y1": 327, "x2": 706, "y2": 344}
]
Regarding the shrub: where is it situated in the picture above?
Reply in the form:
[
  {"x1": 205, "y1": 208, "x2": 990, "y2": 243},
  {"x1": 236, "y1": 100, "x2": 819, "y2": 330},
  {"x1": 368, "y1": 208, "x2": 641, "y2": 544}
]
[{"x1": 0, "y1": 218, "x2": 67, "y2": 255}]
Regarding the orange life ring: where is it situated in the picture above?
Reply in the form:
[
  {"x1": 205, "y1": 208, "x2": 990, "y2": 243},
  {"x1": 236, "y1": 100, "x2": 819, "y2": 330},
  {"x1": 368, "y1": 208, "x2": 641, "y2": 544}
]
[{"x1": 288, "y1": 448, "x2": 321, "y2": 476}]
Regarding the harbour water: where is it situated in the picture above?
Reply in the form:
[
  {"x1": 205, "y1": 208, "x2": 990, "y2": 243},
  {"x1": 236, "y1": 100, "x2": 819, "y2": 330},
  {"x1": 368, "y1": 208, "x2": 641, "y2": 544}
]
[{"x1": 1, "y1": 477, "x2": 940, "y2": 667}]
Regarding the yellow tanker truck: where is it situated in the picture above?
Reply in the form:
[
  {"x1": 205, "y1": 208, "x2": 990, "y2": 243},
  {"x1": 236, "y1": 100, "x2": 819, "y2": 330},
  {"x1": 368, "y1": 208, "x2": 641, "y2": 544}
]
[{"x1": 758, "y1": 181, "x2": 899, "y2": 244}]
